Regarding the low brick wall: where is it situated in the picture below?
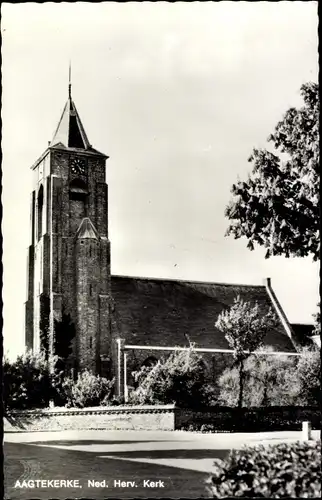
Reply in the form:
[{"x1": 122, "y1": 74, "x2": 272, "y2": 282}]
[
  {"x1": 6, "y1": 405, "x2": 319, "y2": 433},
  {"x1": 4, "y1": 404, "x2": 176, "y2": 432}
]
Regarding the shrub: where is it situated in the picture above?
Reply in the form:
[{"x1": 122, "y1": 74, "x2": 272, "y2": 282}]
[
  {"x1": 63, "y1": 370, "x2": 114, "y2": 408},
  {"x1": 207, "y1": 440, "x2": 321, "y2": 498},
  {"x1": 108, "y1": 395, "x2": 126, "y2": 406},
  {"x1": 3, "y1": 351, "x2": 55, "y2": 410},
  {"x1": 129, "y1": 347, "x2": 216, "y2": 407},
  {"x1": 3, "y1": 353, "x2": 115, "y2": 410}
]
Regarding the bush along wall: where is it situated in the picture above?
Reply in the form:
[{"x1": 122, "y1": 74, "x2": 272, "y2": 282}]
[
  {"x1": 207, "y1": 440, "x2": 321, "y2": 498},
  {"x1": 3, "y1": 351, "x2": 116, "y2": 412},
  {"x1": 62, "y1": 370, "x2": 114, "y2": 408},
  {"x1": 176, "y1": 406, "x2": 322, "y2": 432}
]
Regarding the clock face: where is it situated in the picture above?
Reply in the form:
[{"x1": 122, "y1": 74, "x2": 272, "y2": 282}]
[{"x1": 70, "y1": 157, "x2": 86, "y2": 175}]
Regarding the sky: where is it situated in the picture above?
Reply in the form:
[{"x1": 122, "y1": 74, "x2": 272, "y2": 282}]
[{"x1": 1, "y1": 1, "x2": 319, "y2": 360}]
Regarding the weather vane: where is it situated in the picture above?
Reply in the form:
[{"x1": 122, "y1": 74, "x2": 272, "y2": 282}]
[{"x1": 68, "y1": 60, "x2": 72, "y2": 98}]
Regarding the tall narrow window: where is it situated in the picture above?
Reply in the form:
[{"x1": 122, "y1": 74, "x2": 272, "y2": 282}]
[
  {"x1": 89, "y1": 337, "x2": 92, "y2": 349},
  {"x1": 89, "y1": 284, "x2": 92, "y2": 296},
  {"x1": 37, "y1": 185, "x2": 44, "y2": 242}
]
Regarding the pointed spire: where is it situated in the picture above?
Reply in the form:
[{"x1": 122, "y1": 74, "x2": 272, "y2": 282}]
[
  {"x1": 50, "y1": 65, "x2": 91, "y2": 150},
  {"x1": 76, "y1": 218, "x2": 99, "y2": 240},
  {"x1": 48, "y1": 68, "x2": 108, "y2": 158}
]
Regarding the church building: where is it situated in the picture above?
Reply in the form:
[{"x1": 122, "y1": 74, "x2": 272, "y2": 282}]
[{"x1": 25, "y1": 81, "x2": 300, "y2": 394}]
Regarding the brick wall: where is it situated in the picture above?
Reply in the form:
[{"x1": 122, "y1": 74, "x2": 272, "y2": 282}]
[
  {"x1": 4, "y1": 405, "x2": 176, "y2": 432},
  {"x1": 6, "y1": 405, "x2": 319, "y2": 433}
]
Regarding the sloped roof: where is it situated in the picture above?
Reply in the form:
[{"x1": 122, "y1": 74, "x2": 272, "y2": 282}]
[
  {"x1": 49, "y1": 95, "x2": 107, "y2": 158},
  {"x1": 110, "y1": 275, "x2": 297, "y2": 352},
  {"x1": 30, "y1": 91, "x2": 108, "y2": 170},
  {"x1": 291, "y1": 323, "x2": 315, "y2": 347},
  {"x1": 51, "y1": 96, "x2": 90, "y2": 149},
  {"x1": 50, "y1": 143, "x2": 107, "y2": 157}
]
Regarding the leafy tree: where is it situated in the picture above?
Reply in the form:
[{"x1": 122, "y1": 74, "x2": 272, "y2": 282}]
[
  {"x1": 284, "y1": 346, "x2": 321, "y2": 406},
  {"x1": 218, "y1": 347, "x2": 297, "y2": 407},
  {"x1": 215, "y1": 296, "x2": 278, "y2": 407},
  {"x1": 312, "y1": 303, "x2": 321, "y2": 336},
  {"x1": 130, "y1": 347, "x2": 215, "y2": 407},
  {"x1": 225, "y1": 82, "x2": 319, "y2": 260},
  {"x1": 218, "y1": 345, "x2": 320, "y2": 407}
]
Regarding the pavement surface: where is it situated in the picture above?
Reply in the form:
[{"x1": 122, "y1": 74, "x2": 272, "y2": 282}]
[{"x1": 4, "y1": 429, "x2": 320, "y2": 499}]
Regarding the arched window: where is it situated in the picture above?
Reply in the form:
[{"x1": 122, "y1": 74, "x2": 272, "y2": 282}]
[
  {"x1": 37, "y1": 185, "x2": 44, "y2": 241},
  {"x1": 69, "y1": 179, "x2": 88, "y2": 234}
]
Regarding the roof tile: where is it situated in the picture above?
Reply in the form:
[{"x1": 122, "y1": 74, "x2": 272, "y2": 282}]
[{"x1": 110, "y1": 275, "x2": 297, "y2": 353}]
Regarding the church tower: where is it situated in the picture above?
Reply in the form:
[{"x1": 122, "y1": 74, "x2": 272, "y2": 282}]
[{"x1": 25, "y1": 76, "x2": 111, "y2": 376}]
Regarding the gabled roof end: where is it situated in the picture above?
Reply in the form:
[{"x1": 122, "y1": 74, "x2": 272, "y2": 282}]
[{"x1": 76, "y1": 217, "x2": 99, "y2": 240}]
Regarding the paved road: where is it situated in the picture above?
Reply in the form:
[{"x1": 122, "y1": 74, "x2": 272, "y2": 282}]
[{"x1": 4, "y1": 430, "x2": 319, "y2": 499}]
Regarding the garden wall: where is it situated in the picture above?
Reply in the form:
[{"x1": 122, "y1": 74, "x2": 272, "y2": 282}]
[
  {"x1": 4, "y1": 405, "x2": 320, "y2": 433},
  {"x1": 4, "y1": 404, "x2": 176, "y2": 432}
]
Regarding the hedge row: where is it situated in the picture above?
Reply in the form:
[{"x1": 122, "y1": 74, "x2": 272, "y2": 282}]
[{"x1": 177, "y1": 406, "x2": 321, "y2": 432}]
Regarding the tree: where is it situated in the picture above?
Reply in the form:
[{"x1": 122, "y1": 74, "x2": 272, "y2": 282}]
[
  {"x1": 218, "y1": 345, "x2": 321, "y2": 408},
  {"x1": 130, "y1": 347, "x2": 215, "y2": 407},
  {"x1": 284, "y1": 346, "x2": 321, "y2": 406},
  {"x1": 225, "y1": 82, "x2": 319, "y2": 260},
  {"x1": 312, "y1": 303, "x2": 321, "y2": 336},
  {"x1": 217, "y1": 347, "x2": 297, "y2": 407},
  {"x1": 215, "y1": 296, "x2": 278, "y2": 407}
]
